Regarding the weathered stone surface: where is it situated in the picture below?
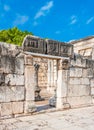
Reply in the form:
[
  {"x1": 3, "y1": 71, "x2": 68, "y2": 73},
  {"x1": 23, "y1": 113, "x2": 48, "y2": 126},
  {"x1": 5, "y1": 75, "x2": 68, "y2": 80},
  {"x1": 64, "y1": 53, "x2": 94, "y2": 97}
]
[
  {"x1": 69, "y1": 78, "x2": 81, "y2": 85},
  {"x1": 67, "y1": 96, "x2": 92, "y2": 107},
  {"x1": 1, "y1": 102, "x2": 12, "y2": 116},
  {"x1": 22, "y1": 35, "x2": 46, "y2": 54},
  {"x1": 70, "y1": 68, "x2": 82, "y2": 77},
  {"x1": 91, "y1": 88, "x2": 94, "y2": 95},
  {"x1": 25, "y1": 55, "x2": 33, "y2": 65},
  {"x1": 83, "y1": 68, "x2": 94, "y2": 78},
  {"x1": 24, "y1": 101, "x2": 36, "y2": 113},
  {"x1": 90, "y1": 79, "x2": 94, "y2": 87},
  {"x1": 1, "y1": 55, "x2": 15, "y2": 73},
  {"x1": 0, "y1": 73, "x2": 5, "y2": 85},
  {"x1": 71, "y1": 55, "x2": 86, "y2": 68},
  {"x1": 0, "y1": 86, "x2": 25, "y2": 102},
  {"x1": 11, "y1": 87, "x2": 25, "y2": 101},
  {"x1": 81, "y1": 78, "x2": 90, "y2": 85},
  {"x1": 46, "y1": 39, "x2": 73, "y2": 57},
  {"x1": 0, "y1": 87, "x2": 6, "y2": 102},
  {"x1": 25, "y1": 66, "x2": 35, "y2": 101},
  {"x1": 12, "y1": 102, "x2": 24, "y2": 114},
  {"x1": 57, "y1": 70, "x2": 68, "y2": 98},
  {"x1": 69, "y1": 78, "x2": 90, "y2": 85},
  {"x1": 5, "y1": 74, "x2": 24, "y2": 86},
  {"x1": 15, "y1": 55, "x2": 24, "y2": 75},
  {"x1": 0, "y1": 42, "x2": 18, "y2": 56},
  {"x1": 68, "y1": 85, "x2": 90, "y2": 96}
]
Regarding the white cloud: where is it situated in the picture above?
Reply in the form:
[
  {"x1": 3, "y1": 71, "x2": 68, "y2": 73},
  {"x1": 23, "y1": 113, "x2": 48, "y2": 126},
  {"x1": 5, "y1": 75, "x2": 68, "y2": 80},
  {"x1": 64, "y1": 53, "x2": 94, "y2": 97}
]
[
  {"x1": 70, "y1": 15, "x2": 77, "y2": 25},
  {"x1": 86, "y1": 17, "x2": 94, "y2": 24},
  {"x1": 4, "y1": 5, "x2": 10, "y2": 11},
  {"x1": 55, "y1": 30, "x2": 61, "y2": 34},
  {"x1": 13, "y1": 14, "x2": 29, "y2": 26},
  {"x1": 34, "y1": 1, "x2": 53, "y2": 19}
]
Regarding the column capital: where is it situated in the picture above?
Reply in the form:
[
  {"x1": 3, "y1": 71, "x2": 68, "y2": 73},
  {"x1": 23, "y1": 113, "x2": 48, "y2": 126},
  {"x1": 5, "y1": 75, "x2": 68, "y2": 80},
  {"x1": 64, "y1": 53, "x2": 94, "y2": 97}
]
[{"x1": 58, "y1": 59, "x2": 69, "y2": 70}]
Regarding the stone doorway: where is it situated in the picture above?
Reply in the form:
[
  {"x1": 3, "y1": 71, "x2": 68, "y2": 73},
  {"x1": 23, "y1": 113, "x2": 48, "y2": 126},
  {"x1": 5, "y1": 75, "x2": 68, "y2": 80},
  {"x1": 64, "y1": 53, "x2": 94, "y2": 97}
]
[{"x1": 24, "y1": 54, "x2": 58, "y2": 113}]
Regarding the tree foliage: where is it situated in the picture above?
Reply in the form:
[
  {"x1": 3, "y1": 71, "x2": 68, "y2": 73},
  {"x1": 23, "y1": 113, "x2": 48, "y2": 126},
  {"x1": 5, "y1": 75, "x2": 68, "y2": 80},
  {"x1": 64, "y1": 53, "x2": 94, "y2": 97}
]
[{"x1": 0, "y1": 27, "x2": 33, "y2": 46}]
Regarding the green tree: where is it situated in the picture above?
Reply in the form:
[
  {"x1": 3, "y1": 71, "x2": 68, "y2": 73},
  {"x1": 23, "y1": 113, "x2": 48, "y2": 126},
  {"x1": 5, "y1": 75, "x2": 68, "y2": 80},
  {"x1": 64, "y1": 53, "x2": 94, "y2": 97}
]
[{"x1": 0, "y1": 27, "x2": 33, "y2": 46}]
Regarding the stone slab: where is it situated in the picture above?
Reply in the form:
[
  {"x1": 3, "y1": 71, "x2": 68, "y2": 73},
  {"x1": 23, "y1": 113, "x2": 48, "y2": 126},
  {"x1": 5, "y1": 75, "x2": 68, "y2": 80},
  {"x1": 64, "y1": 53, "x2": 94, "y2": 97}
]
[
  {"x1": 12, "y1": 102, "x2": 24, "y2": 114},
  {"x1": 5, "y1": 74, "x2": 24, "y2": 86},
  {"x1": 1, "y1": 102, "x2": 12, "y2": 116}
]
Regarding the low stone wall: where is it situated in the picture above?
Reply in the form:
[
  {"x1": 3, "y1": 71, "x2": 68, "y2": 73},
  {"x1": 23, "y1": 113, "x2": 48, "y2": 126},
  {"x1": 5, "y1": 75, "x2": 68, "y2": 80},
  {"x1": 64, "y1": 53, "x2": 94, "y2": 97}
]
[
  {"x1": 67, "y1": 55, "x2": 94, "y2": 108},
  {"x1": 0, "y1": 42, "x2": 25, "y2": 119}
]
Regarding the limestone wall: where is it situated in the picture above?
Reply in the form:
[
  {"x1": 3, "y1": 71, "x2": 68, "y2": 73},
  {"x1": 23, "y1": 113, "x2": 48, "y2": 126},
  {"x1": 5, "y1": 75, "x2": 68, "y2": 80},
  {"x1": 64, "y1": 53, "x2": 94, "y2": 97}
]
[
  {"x1": 0, "y1": 42, "x2": 58, "y2": 118},
  {"x1": 0, "y1": 42, "x2": 25, "y2": 119},
  {"x1": 67, "y1": 55, "x2": 94, "y2": 108},
  {"x1": 70, "y1": 37, "x2": 94, "y2": 59}
]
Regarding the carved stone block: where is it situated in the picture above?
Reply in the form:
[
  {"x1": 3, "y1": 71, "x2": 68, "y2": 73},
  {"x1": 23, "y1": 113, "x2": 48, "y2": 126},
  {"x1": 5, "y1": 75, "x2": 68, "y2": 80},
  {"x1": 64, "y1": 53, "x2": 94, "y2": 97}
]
[
  {"x1": 46, "y1": 39, "x2": 59, "y2": 56},
  {"x1": 22, "y1": 35, "x2": 46, "y2": 54}
]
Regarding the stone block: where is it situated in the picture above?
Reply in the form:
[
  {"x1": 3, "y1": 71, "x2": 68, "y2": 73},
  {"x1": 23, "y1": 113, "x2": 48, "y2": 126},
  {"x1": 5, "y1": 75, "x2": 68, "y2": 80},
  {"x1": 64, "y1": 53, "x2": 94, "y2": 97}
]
[
  {"x1": 68, "y1": 85, "x2": 90, "y2": 96},
  {"x1": 70, "y1": 68, "x2": 82, "y2": 77},
  {"x1": 69, "y1": 78, "x2": 81, "y2": 85},
  {"x1": 24, "y1": 101, "x2": 36, "y2": 113},
  {"x1": 1, "y1": 102, "x2": 12, "y2": 116},
  {"x1": 81, "y1": 78, "x2": 90, "y2": 85},
  {"x1": 5, "y1": 74, "x2": 24, "y2": 86},
  {"x1": 25, "y1": 85, "x2": 34, "y2": 101},
  {"x1": 0, "y1": 87, "x2": 6, "y2": 102},
  {"x1": 90, "y1": 79, "x2": 94, "y2": 87},
  {"x1": 67, "y1": 96, "x2": 92, "y2": 108},
  {"x1": 83, "y1": 68, "x2": 93, "y2": 78},
  {"x1": 91, "y1": 88, "x2": 94, "y2": 95},
  {"x1": 69, "y1": 78, "x2": 90, "y2": 85},
  {"x1": 15, "y1": 56, "x2": 24, "y2": 74},
  {"x1": 22, "y1": 35, "x2": 46, "y2": 54},
  {"x1": 71, "y1": 56, "x2": 86, "y2": 68},
  {"x1": 0, "y1": 86, "x2": 25, "y2": 103},
  {"x1": 12, "y1": 102, "x2": 24, "y2": 114},
  {"x1": 1, "y1": 55, "x2": 15, "y2": 74},
  {"x1": 11, "y1": 86, "x2": 25, "y2": 101}
]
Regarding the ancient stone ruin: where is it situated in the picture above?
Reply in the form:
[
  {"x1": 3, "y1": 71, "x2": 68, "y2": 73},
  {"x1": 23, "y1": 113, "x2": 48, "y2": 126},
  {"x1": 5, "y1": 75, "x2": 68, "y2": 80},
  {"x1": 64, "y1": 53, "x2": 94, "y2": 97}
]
[{"x1": 0, "y1": 35, "x2": 94, "y2": 119}]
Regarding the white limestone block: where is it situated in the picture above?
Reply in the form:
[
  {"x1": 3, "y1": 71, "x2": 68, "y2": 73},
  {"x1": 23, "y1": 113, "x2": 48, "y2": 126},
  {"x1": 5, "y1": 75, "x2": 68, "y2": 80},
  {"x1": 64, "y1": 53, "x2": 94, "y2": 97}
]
[
  {"x1": 90, "y1": 79, "x2": 94, "y2": 87},
  {"x1": 5, "y1": 74, "x2": 24, "y2": 86},
  {"x1": 15, "y1": 57, "x2": 24, "y2": 74},
  {"x1": 91, "y1": 88, "x2": 94, "y2": 95},
  {"x1": 68, "y1": 85, "x2": 90, "y2": 96},
  {"x1": 12, "y1": 102, "x2": 24, "y2": 114},
  {"x1": 70, "y1": 68, "x2": 82, "y2": 77},
  {"x1": 1, "y1": 103, "x2": 12, "y2": 116},
  {"x1": 69, "y1": 78, "x2": 81, "y2": 85},
  {"x1": 67, "y1": 96, "x2": 92, "y2": 108}
]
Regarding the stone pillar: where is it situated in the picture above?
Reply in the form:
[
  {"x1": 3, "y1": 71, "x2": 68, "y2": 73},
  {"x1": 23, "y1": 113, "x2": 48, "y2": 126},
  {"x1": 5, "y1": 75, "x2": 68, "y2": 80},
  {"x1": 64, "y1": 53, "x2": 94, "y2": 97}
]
[
  {"x1": 56, "y1": 59, "x2": 69, "y2": 109},
  {"x1": 34, "y1": 63, "x2": 44, "y2": 101},
  {"x1": 47, "y1": 59, "x2": 55, "y2": 93},
  {"x1": 47, "y1": 60, "x2": 51, "y2": 91},
  {"x1": 24, "y1": 55, "x2": 36, "y2": 113},
  {"x1": 34, "y1": 63, "x2": 40, "y2": 92}
]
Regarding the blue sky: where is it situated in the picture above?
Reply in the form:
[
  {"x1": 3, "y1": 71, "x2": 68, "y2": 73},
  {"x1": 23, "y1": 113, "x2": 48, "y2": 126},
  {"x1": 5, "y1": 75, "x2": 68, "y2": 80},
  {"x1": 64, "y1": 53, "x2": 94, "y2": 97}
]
[{"x1": 0, "y1": 0, "x2": 94, "y2": 42}]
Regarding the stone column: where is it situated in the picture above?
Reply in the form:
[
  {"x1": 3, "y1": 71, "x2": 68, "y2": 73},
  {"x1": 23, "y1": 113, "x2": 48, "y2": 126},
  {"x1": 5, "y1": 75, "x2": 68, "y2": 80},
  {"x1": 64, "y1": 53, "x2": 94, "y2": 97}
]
[
  {"x1": 56, "y1": 59, "x2": 69, "y2": 109},
  {"x1": 24, "y1": 55, "x2": 36, "y2": 113},
  {"x1": 34, "y1": 63, "x2": 44, "y2": 101}
]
